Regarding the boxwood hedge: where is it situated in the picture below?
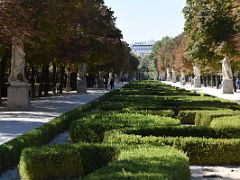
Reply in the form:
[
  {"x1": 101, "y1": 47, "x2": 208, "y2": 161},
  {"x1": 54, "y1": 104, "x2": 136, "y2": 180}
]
[
  {"x1": 85, "y1": 146, "x2": 191, "y2": 180},
  {"x1": 19, "y1": 143, "x2": 120, "y2": 180},
  {"x1": 210, "y1": 115, "x2": 240, "y2": 129},
  {"x1": 104, "y1": 131, "x2": 240, "y2": 165},
  {"x1": 0, "y1": 92, "x2": 109, "y2": 174},
  {"x1": 70, "y1": 112, "x2": 180, "y2": 143},
  {"x1": 124, "y1": 126, "x2": 240, "y2": 139},
  {"x1": 178, "y1": 109, "x2": 239, "y2": 125}
]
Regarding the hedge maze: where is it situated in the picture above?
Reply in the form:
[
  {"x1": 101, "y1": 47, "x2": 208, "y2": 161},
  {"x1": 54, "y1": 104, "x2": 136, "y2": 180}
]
[{"x1": 2, "y1": 81, "x2": 240, "y2": 179}]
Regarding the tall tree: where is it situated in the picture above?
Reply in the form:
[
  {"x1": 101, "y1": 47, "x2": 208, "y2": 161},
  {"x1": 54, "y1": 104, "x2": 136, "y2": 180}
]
[
  {"x1": 157, "y1": 36, "x2": 174, "y2": 72},
  {"x1": 183, "y1": 0, "x2": 240, "y2": 66}
]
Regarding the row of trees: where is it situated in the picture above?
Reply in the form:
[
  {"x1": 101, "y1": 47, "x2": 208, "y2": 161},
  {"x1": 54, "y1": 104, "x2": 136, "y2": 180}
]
[
  {"x1": 152, "y1": 0, "x2": 240, "y2": 81},
  {"x1": 0, "y1": 0, "x2": 139, "y2": 103}
]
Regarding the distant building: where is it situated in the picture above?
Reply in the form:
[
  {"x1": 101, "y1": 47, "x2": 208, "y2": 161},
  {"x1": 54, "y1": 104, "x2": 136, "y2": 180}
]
[{"x1": 130, "y1": 41, "x2": 154, "y2": 56}]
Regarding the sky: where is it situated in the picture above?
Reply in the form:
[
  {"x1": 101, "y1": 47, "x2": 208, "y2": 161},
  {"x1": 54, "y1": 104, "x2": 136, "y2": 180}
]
[{"x1": 104, "y1": 0, "x2": 186, "y2": 44}]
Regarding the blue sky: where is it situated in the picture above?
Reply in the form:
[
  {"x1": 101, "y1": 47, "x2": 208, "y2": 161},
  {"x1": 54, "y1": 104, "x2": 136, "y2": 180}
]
[{"x1": 104, "y1": 0, "x2": 186, "y2": 44}]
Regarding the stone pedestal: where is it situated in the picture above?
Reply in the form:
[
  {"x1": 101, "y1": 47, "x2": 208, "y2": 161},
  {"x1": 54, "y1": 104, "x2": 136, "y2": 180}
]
[
  {"x1": 180, "y1": 78, "x2": 186, "y2": 85},
  {"x1": 167, "y1": 74, "x2": 171, "y2": 81},
  {"x1": 222, "y1": 80, "x2": 234, "y2": 94},
  {"x1": 172, "y1": 76, "x2": 176, "y2": 83},
  {"x1": 8, "y1": 82, "x2": 30, "y2": 110},
  {"x1": 77, "y1": 80, "x2": 87, "y2": 93},
  {"x1": 194, "y1": 78, "x2": 201, "y2": 88}
]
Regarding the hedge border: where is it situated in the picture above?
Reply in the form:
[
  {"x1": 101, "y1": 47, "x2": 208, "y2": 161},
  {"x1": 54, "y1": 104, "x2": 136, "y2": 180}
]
[
  {"x1": 104, "y1": 130, "x2": 240, "y2": 165},
  {"x1": 0, "y1": 92, "x2": 108, "y2": 174},
  {"x1": 19, "y1": 143, "x2": 120, "y2": 180}
]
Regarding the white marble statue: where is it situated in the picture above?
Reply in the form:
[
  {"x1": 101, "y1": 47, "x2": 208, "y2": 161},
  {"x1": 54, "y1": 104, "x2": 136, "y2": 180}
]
[
  {"x1": 166, "y1": 68, "x2": 171, "y2": 81},
  {"x1": 8, "y1": 38, "x2": 26, "y2": 83},
  {"x1": 172, "y1": 69, "x2": 176, "y2": 78},
  {"x1": 172, "y1": 69, "x2": 176, "y2": 82},
  {"x1": 222, "y1": 57, "x2": 233, "y2": 80},
  {"x1": 193, "y1": 65, "x2": 201, "y2": 79}
]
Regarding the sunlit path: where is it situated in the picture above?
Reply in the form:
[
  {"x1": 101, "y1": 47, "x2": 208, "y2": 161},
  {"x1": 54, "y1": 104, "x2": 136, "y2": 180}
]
[
  {"x1": 0, "y1": 90, "x2": 105, "y2": 145},
  {"x1": 162, "y1": 81, "x2": 240, "y2": 102},
  {"x1": 0, "y1": 82, "x2": 126, "y2": 145}
]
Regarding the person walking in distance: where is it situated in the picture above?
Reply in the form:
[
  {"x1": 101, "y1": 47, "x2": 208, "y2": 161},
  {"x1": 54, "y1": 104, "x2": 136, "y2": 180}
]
[{"x1": 110, "y1": 78, "x2": 115, "y2": 90}]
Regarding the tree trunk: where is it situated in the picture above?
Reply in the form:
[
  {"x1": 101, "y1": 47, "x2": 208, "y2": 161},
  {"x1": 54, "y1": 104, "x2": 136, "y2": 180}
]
[
  {"x1": 232, "y1": 68, "x2": 236, "y2": 92},
  {"x1": 52, "y1": 64, "x2": 56, "y2": 94},
  {"x1": 211, "y1": 73, "x2": 214, "y2": 88},
  {"x1": 66, "y1": 71, "x2": 71, "y2": 92},
  {"x1": 44, "y1": 64, "x2": 49, "y2": 96},
  {"x1": 39, "y1": 65, "x2": 45, "y2": 96},
  {"x1": 216, "y1": 75, "x2": 219, "y2": 89},
  {"x1": 30, "y1": 64, "x2": 35, "y2": 98},
  {"x1": 59, "y1": 66, "x2": 65, "y2": 93},
  {"x1": 0, "y1": 48, "x2": 10, "y2": 104}
]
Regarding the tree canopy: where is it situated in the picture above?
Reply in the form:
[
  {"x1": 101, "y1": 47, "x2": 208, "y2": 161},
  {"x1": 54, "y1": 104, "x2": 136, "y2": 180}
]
[{"x1": 0, "y1": 0, "x2": 139, "y2": 76}]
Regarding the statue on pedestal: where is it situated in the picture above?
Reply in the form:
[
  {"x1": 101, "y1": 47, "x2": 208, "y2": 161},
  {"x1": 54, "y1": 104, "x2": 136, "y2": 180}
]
[
  {"x1": 222, "y1": 57, "x2": 233, "y2": 80},
  {"x1": 172, "y1": 69, "x2": 176, "y2": 83},
  {"x1": 180, "y1": 71, "x2": 186, "y2": 85},
  {"x1": 166, "y1": 68, "x2": 171, "y2": 81},
  {"x1": 7, "y1": 37, "x2": 29, "y2": 110},
  {"x1": 193, "y1": 65, "x2": 201, "y2": 79},
  {"x1": 8, "y1": 37, "x2": 26, "y2": 84}
]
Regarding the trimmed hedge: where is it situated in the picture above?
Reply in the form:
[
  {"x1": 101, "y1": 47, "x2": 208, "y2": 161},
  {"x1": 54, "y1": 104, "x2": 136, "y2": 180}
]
[
  {"x1": 124, "y1": 126, "x2": 240, "y2": 139},
  {"x1": 70, "y1": 113, "x2": 180, "y2": 143},
  {"x1": 195, "y1": 110, "x2": 240, "y2": 126},
  {"x1": 19, "y1": 143, "x2": 120, "y2": 180},
  {"x1": 178, "y1": 109, "x2": 239, "y2": 125},
  {"x1": 210, "y1": 115, "x2": 240, "y2": 129},
  {"x1": 104, "y1": 131, "x2": 240, "y2": 165},
  {"x1": 85, "y1": 146, "x2": 191, "y2": 180},
  {"x1": 178, "y1": 110, "x2": 197, "y2": 124},
  {"x1": 0, "y1": 92, "x2": 110, "y2": 174},
  {"x1": 0, "y1": 109, "x2": 81, "y2": 173},
  {"x1": 121, "y1": 108, "x2": 175, "y2": 117}
]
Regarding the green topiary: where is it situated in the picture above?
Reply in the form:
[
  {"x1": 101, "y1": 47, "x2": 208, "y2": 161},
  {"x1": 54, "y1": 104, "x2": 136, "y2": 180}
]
[{"x1": 19, "y1": 143, "x2": 120, "y2": 180}]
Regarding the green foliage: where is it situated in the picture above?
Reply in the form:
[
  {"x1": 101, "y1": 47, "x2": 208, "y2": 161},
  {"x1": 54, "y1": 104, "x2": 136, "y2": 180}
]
[
  {"x1": 195, "y1": 110, "x2": 240, "y2": 126},
  {"x1": 210, "y1": 115, "x2": 240, "y2": 129},
  {"x1": 157, "y1": 36, "x2": 175, "y2": 71},
  {"x1": 19, "y1": 145, "x2": 84, "y2": 180},
  {"x1": 99, "y1": 81, "x2": 240, "y2": 113},
  {"x1": 124, "y1": 125, "x2": 240, "y2": 139},
  {"x1": 138, "y1": 55, "x2": 158, "y2": 80},
  {"x1": 0, "y1": 0, "x2": 138, "y2": 77},
  {"x1": 105, "y1": 131, "x2": 240, "y2": 165},
  {"x1": 0, "y1": 94, "x2": 105, "y2": 173},
  {"x1": 70, "y1": 112, "x2": 180, "y2": 143},
  {"x1": 122, "y1": 109, "x2": 175, "y2": 117},
  {"x1": 4, "y1": 80, "x2": 240, "y2": 178},
  {"x1": 184, "y1": 0, "x2": 240, "y2": 64},
  {"x1": 178, "y1": 110, "x2": 197, "y2": 124},
  {"x1": 178, "y1": 109, "x2": 238, "y2": 125},
  {"x1": 19, "y1": 143, "x2": 120, "y2": 180},
  {"x1": 85, "y1": 146, "x2": 191, "y2": 180}
]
